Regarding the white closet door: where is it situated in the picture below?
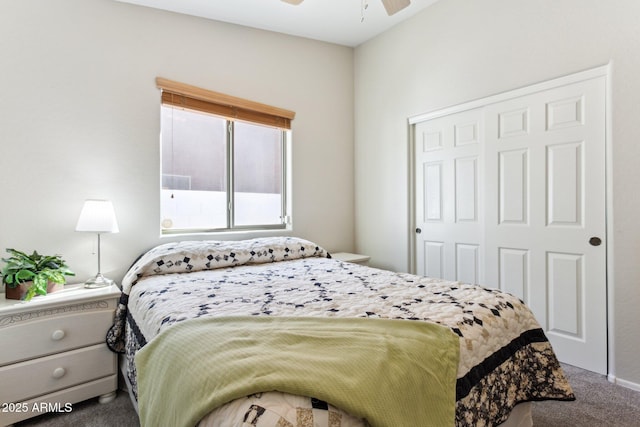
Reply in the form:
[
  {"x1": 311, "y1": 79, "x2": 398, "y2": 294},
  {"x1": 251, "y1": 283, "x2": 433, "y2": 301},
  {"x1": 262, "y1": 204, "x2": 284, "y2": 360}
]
[
  {"x1": 415, "y1": 108, "x2": 483, "y2": 284},
  {"x1": 413, "y1": 73, "x2": 607, "y2": 374},
  {"x1": 483, "y1": 76, "x2": 607, "y2": 374}
]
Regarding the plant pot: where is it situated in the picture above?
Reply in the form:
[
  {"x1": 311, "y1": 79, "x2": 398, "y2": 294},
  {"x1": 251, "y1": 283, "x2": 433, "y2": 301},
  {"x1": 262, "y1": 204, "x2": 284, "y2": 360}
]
[{"x1": 4, "y1": 281, "x2": 63, "y2": 300}]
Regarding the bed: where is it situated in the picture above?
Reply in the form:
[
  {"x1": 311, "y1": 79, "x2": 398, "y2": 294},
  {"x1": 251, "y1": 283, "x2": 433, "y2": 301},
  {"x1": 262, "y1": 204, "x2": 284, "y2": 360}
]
[{"x1": 106, "y1": 236, "x2": 574, "y2": 427}]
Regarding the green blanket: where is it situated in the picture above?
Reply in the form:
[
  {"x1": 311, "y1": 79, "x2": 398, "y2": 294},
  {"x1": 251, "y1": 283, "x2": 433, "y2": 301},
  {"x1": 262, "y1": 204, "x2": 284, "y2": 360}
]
[{"x1": 135, "y1": 316, "x2": 459, "y2": 427}]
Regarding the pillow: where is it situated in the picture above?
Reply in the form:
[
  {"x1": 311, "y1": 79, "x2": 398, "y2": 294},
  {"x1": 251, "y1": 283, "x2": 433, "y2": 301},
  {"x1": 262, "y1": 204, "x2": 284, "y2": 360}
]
[{"x1": 121, "y1": 236, "x2": 329, "y2": 293}]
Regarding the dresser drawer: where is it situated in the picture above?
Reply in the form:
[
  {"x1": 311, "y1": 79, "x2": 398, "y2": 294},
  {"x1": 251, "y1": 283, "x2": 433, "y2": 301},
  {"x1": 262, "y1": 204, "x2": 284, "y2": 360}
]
[
  {"x1": 0, "y1": 309, "x2": 114, "y2": 366},
  {"x1": 0, "y1": 344, "x2": 116, "y2": 403}
]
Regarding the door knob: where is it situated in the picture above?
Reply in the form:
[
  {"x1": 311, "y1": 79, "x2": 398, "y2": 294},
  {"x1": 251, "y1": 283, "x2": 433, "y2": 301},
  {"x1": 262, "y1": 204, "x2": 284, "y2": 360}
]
[
  {"x1": 415, "y1": 228, "x2": 422, "y2": 234},
  {"x1": 589, "y1": 237, "x2": 602, "y2": 246}
]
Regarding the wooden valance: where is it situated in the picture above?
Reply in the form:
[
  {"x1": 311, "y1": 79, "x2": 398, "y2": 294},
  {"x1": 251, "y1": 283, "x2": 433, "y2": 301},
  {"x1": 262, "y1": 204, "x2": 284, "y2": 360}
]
[{"x1": 156, "y1": 77, "x2": 295, "y2": 130}]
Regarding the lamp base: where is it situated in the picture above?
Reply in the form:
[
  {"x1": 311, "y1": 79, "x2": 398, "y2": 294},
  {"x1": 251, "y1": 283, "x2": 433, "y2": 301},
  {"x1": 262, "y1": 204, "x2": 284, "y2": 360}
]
[{"x1": 84, "y1": 273, "x2": 114, "y2": 288}]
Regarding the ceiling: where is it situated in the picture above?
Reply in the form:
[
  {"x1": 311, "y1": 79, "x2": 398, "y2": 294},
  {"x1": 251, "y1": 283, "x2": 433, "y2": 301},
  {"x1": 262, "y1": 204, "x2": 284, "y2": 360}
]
[{"x1": 115, "y1": 0, "x2": 440, "y2": 47}]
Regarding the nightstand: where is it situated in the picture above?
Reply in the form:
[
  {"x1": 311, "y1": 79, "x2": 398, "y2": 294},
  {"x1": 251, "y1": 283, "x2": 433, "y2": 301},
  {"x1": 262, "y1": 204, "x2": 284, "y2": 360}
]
[
  {"x1": 331, "y1": 252, "x2": 371, "y2": 265},
  {"x1": 0, "y1": 284, "x2": 121, "y2": 425}
]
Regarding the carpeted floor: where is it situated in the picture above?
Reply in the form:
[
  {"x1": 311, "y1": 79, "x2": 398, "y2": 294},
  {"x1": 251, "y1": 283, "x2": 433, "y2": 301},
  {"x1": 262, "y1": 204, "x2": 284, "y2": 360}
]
[
  {"x1": 14, "y1": 390, "x2": 139, "y2": 427},
  {"x1": 531, "y1": 364, "x2": 640, "y2": 426},
  {"x1": 13, "y1": 364, "x2": 640, "y2": 426}
]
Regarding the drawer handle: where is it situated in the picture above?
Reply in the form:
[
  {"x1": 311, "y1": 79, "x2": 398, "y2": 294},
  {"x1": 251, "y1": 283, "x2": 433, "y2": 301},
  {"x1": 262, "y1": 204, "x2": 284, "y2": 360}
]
[
  {"x1": 51, "y1": 329, "x2": 66, "y2": 341},
  {"x1": 52, "y1": 367, "x2": 66, "y2": 379}
]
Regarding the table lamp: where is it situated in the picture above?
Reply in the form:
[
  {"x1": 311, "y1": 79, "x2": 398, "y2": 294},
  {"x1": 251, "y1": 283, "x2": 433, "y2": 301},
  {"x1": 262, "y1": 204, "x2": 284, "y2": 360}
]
[{"x1": 75, "y1": 199, "x2": 119, "y2": 288}]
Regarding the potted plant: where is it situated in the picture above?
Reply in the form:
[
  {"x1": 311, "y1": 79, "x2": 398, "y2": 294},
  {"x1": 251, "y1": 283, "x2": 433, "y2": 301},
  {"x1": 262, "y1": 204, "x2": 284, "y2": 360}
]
[{"x1": 2, "y1": 249, "x2": 75, "y2": 301}]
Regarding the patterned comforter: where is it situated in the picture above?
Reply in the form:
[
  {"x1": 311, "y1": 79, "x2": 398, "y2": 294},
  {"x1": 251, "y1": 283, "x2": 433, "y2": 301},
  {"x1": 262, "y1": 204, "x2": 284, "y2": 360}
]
[{"x1": 106, "y1": 237, "x2": 574, "y2": 426}]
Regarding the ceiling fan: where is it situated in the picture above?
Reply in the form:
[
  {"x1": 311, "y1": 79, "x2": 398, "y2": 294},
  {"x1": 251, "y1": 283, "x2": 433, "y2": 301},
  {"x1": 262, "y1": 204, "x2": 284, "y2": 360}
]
[{"x1": 281, "y1": 0, "x2": 411, "y2": 16}]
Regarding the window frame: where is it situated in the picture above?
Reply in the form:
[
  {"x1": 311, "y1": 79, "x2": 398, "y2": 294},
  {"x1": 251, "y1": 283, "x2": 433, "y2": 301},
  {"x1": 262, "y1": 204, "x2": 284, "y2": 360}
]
[
  {"x1": 158, "y1": 78, "x2": 294, "y2": 235},
  {"x1": 226, "y1": 120, "x2": 290, "y2": 232}
]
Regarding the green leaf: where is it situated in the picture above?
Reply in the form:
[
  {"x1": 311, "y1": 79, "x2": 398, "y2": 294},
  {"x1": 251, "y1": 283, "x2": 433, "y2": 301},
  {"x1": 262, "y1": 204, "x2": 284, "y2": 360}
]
[
  {"x1": 43, "y1": 270, "x2": 63, "y2": 284},
  {"x1": 24, "y1": 285, "x2": 37, "y2": 301},
  {"x1": 15, "y1": 270, "x2": 36, "y2": 282}
]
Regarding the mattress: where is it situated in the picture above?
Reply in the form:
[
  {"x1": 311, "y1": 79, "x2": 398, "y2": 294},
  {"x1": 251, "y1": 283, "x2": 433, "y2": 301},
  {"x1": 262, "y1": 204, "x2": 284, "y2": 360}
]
[{"x1": 107, "y1": 237, "x2": 574, "y2": 426}]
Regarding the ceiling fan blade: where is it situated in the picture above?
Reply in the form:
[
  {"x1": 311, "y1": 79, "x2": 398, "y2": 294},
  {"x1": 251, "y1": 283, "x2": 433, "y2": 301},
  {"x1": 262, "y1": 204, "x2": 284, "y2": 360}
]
[
  {"x1": 381, "y1": 0, "x2": 411, "y2": 16},
  {"x1": 281, "y1": 0, "x2": 304, "y2": 5}
]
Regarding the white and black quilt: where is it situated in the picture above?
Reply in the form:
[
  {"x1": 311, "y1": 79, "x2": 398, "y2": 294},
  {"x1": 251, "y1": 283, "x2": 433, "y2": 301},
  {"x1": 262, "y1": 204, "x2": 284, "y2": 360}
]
[{"x1": 106, "y1": 237, "x2": 574, "y2": 426}]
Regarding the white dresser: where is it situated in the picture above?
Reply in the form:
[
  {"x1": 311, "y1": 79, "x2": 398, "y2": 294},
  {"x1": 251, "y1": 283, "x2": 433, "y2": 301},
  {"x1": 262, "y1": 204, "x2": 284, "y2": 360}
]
[{"x1": 0, "y1": 284, "x2": 120, "y2": 425}]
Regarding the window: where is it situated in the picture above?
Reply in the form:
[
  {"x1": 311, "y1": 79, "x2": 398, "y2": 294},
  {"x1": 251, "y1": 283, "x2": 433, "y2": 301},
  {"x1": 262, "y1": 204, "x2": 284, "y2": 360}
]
[{"x1": 157, "y1": 78, "x2": 294, "y2": 234}]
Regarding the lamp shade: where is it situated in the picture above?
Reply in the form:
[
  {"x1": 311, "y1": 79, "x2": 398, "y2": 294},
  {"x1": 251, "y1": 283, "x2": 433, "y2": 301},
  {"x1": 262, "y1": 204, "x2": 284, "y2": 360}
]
[{"x1": 75, "y1": 200, "x2": 119, "y2": 233}]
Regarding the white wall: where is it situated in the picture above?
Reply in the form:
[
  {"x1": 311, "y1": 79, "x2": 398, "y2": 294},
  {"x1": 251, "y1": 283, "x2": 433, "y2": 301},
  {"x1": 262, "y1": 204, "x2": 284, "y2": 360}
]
[
  {"x1": 0, "y1": 0, "x2": 354, "y2": 283},
  {"x1": 354, "y1": 0, "x2": 640, "y2": 386}
]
